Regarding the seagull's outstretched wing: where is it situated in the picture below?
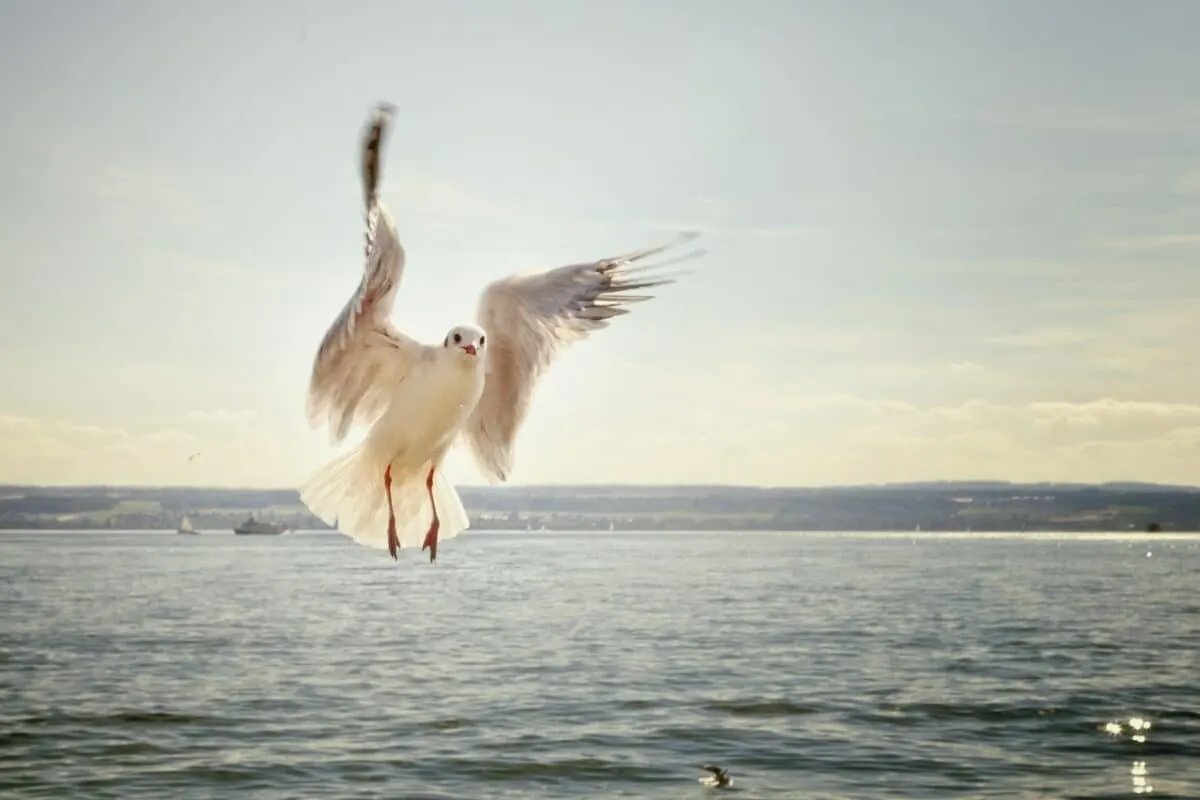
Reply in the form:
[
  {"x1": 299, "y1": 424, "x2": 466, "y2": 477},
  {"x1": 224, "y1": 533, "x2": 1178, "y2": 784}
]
[
  {"x1": 462, "y1": 232, "x2": 704, "y2": 482},
  {"x1": 307, "y1": 103, "x2": 427, "y2": 442}
]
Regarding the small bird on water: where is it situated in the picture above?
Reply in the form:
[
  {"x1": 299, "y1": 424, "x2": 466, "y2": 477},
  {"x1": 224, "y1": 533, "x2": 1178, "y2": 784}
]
[
  {"x1": 301, "y1": 102, "x2": 705, "y2": 563},
  {"x1": 699, "y1": 764, "x2": 733, "y2": 788}
]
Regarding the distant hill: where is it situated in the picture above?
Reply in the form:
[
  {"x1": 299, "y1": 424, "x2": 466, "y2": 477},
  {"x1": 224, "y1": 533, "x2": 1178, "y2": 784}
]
[{"x1": 1, "y1": 481, "x2": 1196, "y2": 532}]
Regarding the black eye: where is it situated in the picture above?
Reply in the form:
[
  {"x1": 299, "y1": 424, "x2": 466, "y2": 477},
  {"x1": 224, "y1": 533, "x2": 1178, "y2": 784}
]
[
  {"x1": 479, "y1": 335, "x2": 485, "y2": 346},
  {"x1": 453, "y1": 333, "x2": 461, "y2": 344}
]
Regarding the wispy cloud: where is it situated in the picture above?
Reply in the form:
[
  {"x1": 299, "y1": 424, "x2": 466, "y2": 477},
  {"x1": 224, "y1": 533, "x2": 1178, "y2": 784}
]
[
  {"x1": 795, "y1": 393, "x2": 1200, "y2": 433},
  {"x1": 0, "y1": 413, "x2": 130, "y2": 441},
  {"x1": 1093, "y1": 234, "x2": 1200, "y2": 251},
  {"x1": 0, "y1": 413, "x2": 137, "y2": 483},
  {"x1": 968, "y1": 103, "x2": 1200, "y2": 137},
  {"x1": 184, "y1": 409, "x2": 257, "y2": 427},
  {"x1": 88, "y1": 163, "x2": 204, "y2": 227},
  {"x1": 6, "y1": 118, "x2": 206, "y2": 234},
  {"x1": 984, "y1": 328, "x2": 1097, "y2": 348},
  {"x1": 629, "y1": 222, "x2": 813, "y2": 241},
  {"x1": 774, "y1": 393, "x2": 1200, "y2": 485},
  {"x1": 0, "y1": 410, "x2": 313, "y2": 486}
]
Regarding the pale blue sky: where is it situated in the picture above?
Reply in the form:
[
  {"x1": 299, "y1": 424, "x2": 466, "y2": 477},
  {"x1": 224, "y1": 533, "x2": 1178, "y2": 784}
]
[{"x1": 3, "y1": 0, "x2": 1200, "y2": 487}]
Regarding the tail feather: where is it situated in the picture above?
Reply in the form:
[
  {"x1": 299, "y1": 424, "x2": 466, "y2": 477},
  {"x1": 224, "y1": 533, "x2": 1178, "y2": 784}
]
[
  {"x1": 431, "y1": 467, "x2": 469, "y2": 540},
  {"x1": 299, "y1": 445, "x2": 470, "y2": 556}
]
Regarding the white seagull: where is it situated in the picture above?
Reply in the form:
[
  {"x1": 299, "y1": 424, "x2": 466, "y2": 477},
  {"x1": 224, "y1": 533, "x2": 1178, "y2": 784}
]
[{"x1": 300, "y1": 103, "x2": 705, "y2": 562}]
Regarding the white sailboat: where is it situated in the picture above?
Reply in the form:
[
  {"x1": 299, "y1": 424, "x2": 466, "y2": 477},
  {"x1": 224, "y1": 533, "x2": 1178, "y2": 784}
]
[{"x1": 176, "y1": 515, "x2": 199, "y2": 535}]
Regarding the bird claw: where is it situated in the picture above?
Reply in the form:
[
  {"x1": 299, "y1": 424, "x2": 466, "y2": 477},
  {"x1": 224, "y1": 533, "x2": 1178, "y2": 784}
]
[
  {"x1": 387, "y1": 515, "x2": 398, "y2": 560},
  {"x1": 422, "y1": 519, "x2": 440, "y2": 563}
]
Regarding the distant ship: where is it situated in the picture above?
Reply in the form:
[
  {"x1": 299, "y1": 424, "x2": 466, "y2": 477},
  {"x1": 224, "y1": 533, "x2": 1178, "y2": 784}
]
[
  {"x1": 176, "y1": 515, "x2": 199, "y2": 535},
  {"x1": 233, "y1": 514, "x2": 289, "y2": 536}
]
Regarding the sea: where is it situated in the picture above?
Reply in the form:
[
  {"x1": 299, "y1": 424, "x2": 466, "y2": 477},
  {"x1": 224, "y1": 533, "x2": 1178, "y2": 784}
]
[{"x1": 1, "y1": 529, "x2": 1197, "y2": 799}]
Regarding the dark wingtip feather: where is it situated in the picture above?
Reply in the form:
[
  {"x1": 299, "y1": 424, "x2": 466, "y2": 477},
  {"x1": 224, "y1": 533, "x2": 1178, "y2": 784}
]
[
  {"x1": 599, "y1": 230, "x2": 705, "y2": 270},
  {"x1": 361, "y1": 102, "x2": 396, "y2": 211}
]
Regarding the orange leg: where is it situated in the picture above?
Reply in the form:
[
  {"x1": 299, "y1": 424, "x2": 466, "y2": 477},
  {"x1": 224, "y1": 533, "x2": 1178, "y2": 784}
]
[
  {"x1": 421, "y1": 465, "x2": 440, "y2": 562},
  {"x1": 384, "y1": 464, "x2": 398, "y2": 560}
]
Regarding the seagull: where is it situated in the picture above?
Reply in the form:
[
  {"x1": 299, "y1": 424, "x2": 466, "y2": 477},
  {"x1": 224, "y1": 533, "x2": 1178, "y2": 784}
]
[
  {"x1": 300, "y1": 102, "x2": 705, "y2": 563},
  {"x1": 699, "y1": 765, "x2": 733, "y2": 789}
]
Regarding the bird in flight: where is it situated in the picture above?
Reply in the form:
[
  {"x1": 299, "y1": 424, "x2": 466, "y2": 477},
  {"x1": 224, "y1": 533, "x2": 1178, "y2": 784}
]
[{"x1": 301, "y1": 102, "x2": 704, "y2": 563}]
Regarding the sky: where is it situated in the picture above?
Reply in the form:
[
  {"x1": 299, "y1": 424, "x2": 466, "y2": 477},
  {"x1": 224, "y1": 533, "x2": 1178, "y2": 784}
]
[{"x1": 2, "y1": 0, "x2": 1200, "y2": 488}]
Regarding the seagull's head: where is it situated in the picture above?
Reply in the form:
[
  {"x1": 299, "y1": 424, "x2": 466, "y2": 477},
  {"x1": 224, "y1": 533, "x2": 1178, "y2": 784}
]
[{"x1": 442, "y1": 325, "x2": 486, "y2": 361}]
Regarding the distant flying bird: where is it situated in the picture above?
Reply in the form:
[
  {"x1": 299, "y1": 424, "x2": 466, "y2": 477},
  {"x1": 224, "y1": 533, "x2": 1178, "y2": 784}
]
[
  {"x1": 300, "y1": 102, "x2": 704, "y2": 563},
  {"x1": 187, "y1": 451, "x2": 200, "y2": 462},
  {"x1": 699, "y1": 765, "x2": 733, "y2": 789}
]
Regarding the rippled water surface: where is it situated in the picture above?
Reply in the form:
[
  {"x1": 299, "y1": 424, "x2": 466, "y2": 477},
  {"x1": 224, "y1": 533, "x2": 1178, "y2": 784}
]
[{"x1": 2, "y1": 530, "x2": 1198, "y2": 798}]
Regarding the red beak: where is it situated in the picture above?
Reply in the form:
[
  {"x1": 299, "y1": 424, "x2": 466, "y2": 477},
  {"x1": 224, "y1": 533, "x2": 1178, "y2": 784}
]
[{"x1": 462, "y1": 344, "x2": 477, "y2": 356}]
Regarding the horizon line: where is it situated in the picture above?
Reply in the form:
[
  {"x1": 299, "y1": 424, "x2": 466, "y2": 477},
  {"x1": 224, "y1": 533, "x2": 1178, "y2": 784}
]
[{"x1": 2, "y1": 479, "x2": 1199, "y2": 492}]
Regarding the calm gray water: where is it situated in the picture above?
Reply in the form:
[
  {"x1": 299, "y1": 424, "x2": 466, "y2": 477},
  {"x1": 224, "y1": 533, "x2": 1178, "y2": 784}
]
[{"x1": 1, "y1": 530, "x2": 1198, "y2": 799}]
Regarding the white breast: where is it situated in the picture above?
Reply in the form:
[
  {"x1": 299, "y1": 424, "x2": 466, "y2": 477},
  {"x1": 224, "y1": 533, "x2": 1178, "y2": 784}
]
[{"x1": 366, "y1": 352, "x2": 485, "y2": 471}]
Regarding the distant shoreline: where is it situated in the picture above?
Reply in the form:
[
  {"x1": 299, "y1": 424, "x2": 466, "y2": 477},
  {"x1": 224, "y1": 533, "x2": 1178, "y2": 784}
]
[
  {"x1": 2, "y1": 482, "x2": 1196, "y2": 533},
  {"x1": 3, "y1": 529, "x2": 1196, "y2": 537}
]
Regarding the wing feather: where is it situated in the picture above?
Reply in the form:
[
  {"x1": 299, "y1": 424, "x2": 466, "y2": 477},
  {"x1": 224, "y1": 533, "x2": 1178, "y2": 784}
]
[
  {"x1": 306, "y1": 103, "x2": 429, "y2": 442},
  {"x1": 462, "y1": 232, "x2": 704, "y2": 481}
]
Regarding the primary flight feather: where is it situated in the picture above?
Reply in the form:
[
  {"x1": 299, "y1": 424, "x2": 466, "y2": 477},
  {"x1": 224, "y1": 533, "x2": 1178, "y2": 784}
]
[{"x1": 300, "y1": 102, "x2": 705, "y2": 562}]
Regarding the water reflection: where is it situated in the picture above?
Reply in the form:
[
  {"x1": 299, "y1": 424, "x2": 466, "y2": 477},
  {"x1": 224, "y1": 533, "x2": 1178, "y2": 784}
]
[
  {"x1": 1101, "y1": 716, "x2": 1152, "y2": 743},
  {"x1": 1101, "y1": 717, "x2": 1156, "y2": 794},
  {"x1": 1131, "y1": 760, "x2": 1152, "y2": 794}
]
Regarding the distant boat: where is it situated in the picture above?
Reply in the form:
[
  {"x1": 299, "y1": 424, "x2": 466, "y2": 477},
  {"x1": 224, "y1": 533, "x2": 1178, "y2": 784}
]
[
  {"x1": 233, "y1": 514, "x2": 289, "y2": 536},
  {"x1": 176, "y1": 515, "x2": 199, "y2": 535}
]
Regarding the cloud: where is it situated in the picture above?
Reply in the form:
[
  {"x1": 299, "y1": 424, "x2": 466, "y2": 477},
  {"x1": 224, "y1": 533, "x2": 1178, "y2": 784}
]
[
  {"x1": 984, "y1": 328, "x2": 1097, "y2": 348},
  {"x1": 0, "y1": 414, "x2": 135, "y2": 482},
  {"x1": 830, "y1": 359, "x2": 990, "y2": 388},
  {"x1": 362, "y1": 166, "x2": 813, "y2": 243},
  {"x1": 88, "y1": 163, "x2": 203, "y2": 227},
  {"x1": 389, "y1": 176, "x2": 504, "y2": 221},
  {"x1": 184, "y1": 409, "x2": 257, "y2": 427},
  {"x1": 947, "y1": 361, "x2": 985, "y2": 373},
  {"x1": 973, "y1": 309, "x2": 1200, "y2": 398},
  {"x1": 799, "y1": 393, "x2": 1200, "y2": 448},
  {"x1": 0, "y1": 410, "x2": 314, "y2": 487},
  {"x1": 8, "y1": 122, "x2": 205, "y2": 236},
  {"x1": 1094, "y1": 234, "x2": 1200, "y2": 251},
  {"x1": 6, "y1": 388, "x2": 1200, "y2": 488},
  {"x1": 452, "y1": 386, "x2": 1200, "y2": 486},
  {"x1": 368, "y1": 167, "x2": 561, "y2": 232},
  {"x1": 629, "y1": 222, "x2": 813, "y2": 241},
  {"x1": 805, "y1": 393, "x2": 1200, "y2": 422},
  {"x1": 144, "y1": 249, "x2": 273, "y2": 285},
  {"x1": 0, "y1": 414, "x2": 129, "y2": 442},
  {"x1": 1025, "y1": 398, "x2": 1200, "y2": 425},
  {"x1": 969, "y1": 103, "x2": 1200, "y2": 137},
  {"x1": 765, "y1": 393, "x2": 1200, "y2": 486}
]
